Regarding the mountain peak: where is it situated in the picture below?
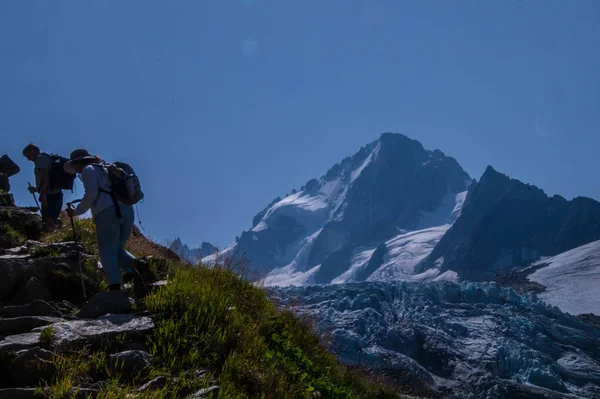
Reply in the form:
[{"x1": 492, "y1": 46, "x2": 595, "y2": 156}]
[{"x1": 217, "y1": 133, "x2": 472, "y2": 283}]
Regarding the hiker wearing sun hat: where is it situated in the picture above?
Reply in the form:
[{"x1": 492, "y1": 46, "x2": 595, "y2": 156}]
[{"x1": 64, "y1": 149, "x2": 138, "y2": 291}]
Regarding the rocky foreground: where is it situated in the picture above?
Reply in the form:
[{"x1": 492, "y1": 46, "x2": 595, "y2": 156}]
[{"x1": 0, "y1": 194, "x2": 217, "y2": 398}]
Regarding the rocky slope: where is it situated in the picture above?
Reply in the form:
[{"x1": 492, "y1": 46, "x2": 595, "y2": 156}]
[
  {"x1": 270, "y1": 281, "x2": 600, "y2": 398},
  {"x1": 0, "y1": 194, "x2": 215, "y2": 398},
  {"x1": 206, "y1": 133, "x2": 472, "y2": 285},
  {"x1": 418, "y1": 166, "x2": 600, "y2": 280}
]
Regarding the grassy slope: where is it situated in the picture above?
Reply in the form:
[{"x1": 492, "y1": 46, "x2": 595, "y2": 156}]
[{"x1": 39, "y1": 219, "x2": 408, "y2": 399}]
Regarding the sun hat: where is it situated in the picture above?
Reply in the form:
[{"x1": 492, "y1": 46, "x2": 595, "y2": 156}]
[{"x1": 63, "y1": 149, "x2": 98, "y2": 174}]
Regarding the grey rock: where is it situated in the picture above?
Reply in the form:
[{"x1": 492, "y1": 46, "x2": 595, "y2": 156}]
[
  {"x1": 10, "y1": 277, "x2": 52, "y2": 306},
  {"x1": 33, "y1": 314, "x2": 154, "y2": 351},
  {"x1": 0, "y1": 254, "x2": 30, "y2": 260},
  {"x1": 109, "y1": 350, "x2": 151, "y2": 381},
  {"x1": 0, "y1": 316, "x2": 63, "y2": 336},
  {"x1": 28, "y1": 241, "x2": 84, "y2": 258},
  {"x1": 87, "y1": 381, "x2": 108, "y2": 391},
  {"x1": 0, "y1": 332, "x2": 40, "y2": 353},
  {"x1": 0, "y1": 300, "x2": 58, "y2": 318},
  {"x1": 0, "y1": 206, "x2": 43, "y2": 242},
  {"x1": 0, "y1": 388, "x2": 43, "y2": 398},
  {"x1": 138, "y1": 376, "x2": 168, "y2": 392},
  {"x1": 189, "y1": 386, "x2": 220, "y2": 398},
  {"x1": 78, "y1": 291, "x2": 134, "y2": 319},
  {"x1": 10, "y1": 347, "x2": 56, "y2": 386},
  {"x1": 4, "y1": 246, "x2": 28, "y2": 255},
  {"x1": 122, "y1": 341, "x2": 148, "y2": 352},
  {"x1": 0, "y1": 259, "x2": 16, "y2": 301}
]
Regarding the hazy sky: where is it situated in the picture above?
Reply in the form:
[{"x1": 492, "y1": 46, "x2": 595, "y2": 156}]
[{"x1": 1, "y1": 0, "x2": 599, "y2": 248}]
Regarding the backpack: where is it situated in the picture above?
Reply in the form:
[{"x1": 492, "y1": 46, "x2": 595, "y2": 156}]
[
  {"x1": 95, "y1": 161, "x2": 143, "y2": 211},
  {"x1": 105, "y1": 162, "x2": 144, "y2": 206},
  {"x1": 44, "y1": 154, "x2": 76, "y2": 191}
]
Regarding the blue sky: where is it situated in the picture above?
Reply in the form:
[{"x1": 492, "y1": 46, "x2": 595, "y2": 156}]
[{"x1": 1, "y1": 0, "x2": 599, "y2": 248}]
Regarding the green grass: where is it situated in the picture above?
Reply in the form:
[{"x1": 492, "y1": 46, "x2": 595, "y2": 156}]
[
  {"x1": 39, "y1": 326, "x2": 55, "y2": 349},
  {"x1": 36, "y1": 221, "x2": 408, "y2": 399},
  {"x1": 0, "y1": 222, "x2": 26, "y2": 248},
  {"x1": 137, "y1": 265, "x2": 401, "y2": 399},
  {"x1": 43, "y1": 218, "x2": 98, "y2": 255}
]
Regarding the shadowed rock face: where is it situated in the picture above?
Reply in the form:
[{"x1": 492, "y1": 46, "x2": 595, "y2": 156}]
[
  {"x1": 270, "y1": 281, "x2": 600, "y2": 398},
  {"x1": 222, "y1": 133, "x2": 471, "y2": 283},
  {"x1": 419, "y1": 166, "x2": 600, "y2": 280}
]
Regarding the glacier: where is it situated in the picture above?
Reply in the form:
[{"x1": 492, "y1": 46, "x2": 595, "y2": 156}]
[{"x1": 269, "y1": 281, "x2": 600, "y2": 398}]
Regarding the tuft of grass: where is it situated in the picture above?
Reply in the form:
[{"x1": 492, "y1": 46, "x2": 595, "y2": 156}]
[
  {"x1": 0, "y1": 222, "x2": 26, "y2": 248},
  {"x1": 39, "y1": 326, "x2": 55, "y2": 349},
  {"x1": 42, "y1": 218, "x2": 98, "y2": 255}
]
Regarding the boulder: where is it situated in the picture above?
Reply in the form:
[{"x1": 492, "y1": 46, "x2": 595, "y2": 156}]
[
  {"x1": 0, "y1": 332, "x2": 40, "y2": 353},
  {"x1": 0, "y1": 316, "x2": 63, "y2": 336},
  {"x1": 0, "y1": 300, "x2": 59, "y2": 318},
  {"x1": 0, "y1": 193, "x2": 15, "y2": 207},
  {"x1": 78, "y1": 291, "x2": 134, "y2": 319},
  {"x1": 189, "y1": 386, "x2": 220, "y2": 398},
  {"x1": 10, "y1": 277, "x2": 52, "y2": 306},
  {"x1": 109, "y1": 350, "x2": 151, "y2": 381},
  {"x1": 10, "y1": 347, "x2": 56, "y2": 386},
  {"x1": 0, "y1": 207, "x2": 43, "y2": 242},
  {"x1": 137, "y1": 376, "x2": 168, "y2": 392},
  {"x1": 32, "y1": 314, "x2": 154, "y2": 351},
  {"x1": 0, "y1": 259, "x2": 16, "y2": 301}
]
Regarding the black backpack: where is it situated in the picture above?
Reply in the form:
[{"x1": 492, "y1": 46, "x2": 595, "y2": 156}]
[{"x1": 44, "y1": 154, "x2": 76, "y2": 191}]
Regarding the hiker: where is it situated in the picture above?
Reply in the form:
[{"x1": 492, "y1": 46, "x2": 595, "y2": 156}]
[
  {"x1": 23, "y1": 144, "x2": 74, "y2": 230},
  {"x1": 0, "y1": 154, "x2": 20, "y2": 193},
  {"x1": 63, "y1": 149, "x2": 139, "y2": 291}
]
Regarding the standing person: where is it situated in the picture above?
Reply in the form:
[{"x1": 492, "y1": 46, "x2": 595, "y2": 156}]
[
  {"x1": 0, "y1": 154, "x2": 20, "y2": 193},
  {"x1": 63, "y1": 149, "x2": 137, "y2": 291},
  {"x1": 22, "y1": 143, "x2": 68, "y2": 230}
]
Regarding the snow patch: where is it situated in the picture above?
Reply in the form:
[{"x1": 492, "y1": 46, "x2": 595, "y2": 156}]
[
  {"x1": 528, "y1": 240, "x2": 600, "y2": 315},
  {"x1": 368, "y1": 225, "x2": 451, "y2": 281},
  {"x1": 262, "y1": 265, "x2": 321, "y2": 287},
  {"x1": 331, "y1": 247, "x2": 376, "y2": 284}
]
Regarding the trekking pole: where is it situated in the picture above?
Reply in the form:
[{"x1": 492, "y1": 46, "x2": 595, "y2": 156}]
[
  {"x1": 28, "y1": 182, "x2": 41, "y2": 211},
  {"x1": 67, "y1": 200, "x2": 87, "y2": 300}
]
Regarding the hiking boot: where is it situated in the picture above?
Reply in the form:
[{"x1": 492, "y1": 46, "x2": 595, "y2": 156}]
[{"x1": 123, "y1": 269, "x2": 136, "y2": 283}]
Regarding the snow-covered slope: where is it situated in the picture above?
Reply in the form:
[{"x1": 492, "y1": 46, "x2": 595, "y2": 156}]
[
  {"x1": 204, "y1": 133, "x2": 471, "y2": 285},
  {"x1": 270, "y1": 281, "x2": 600, "y2": 398},
  {"x1": 528, "y1": 240, "x2": 600, "y2": 316}
]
